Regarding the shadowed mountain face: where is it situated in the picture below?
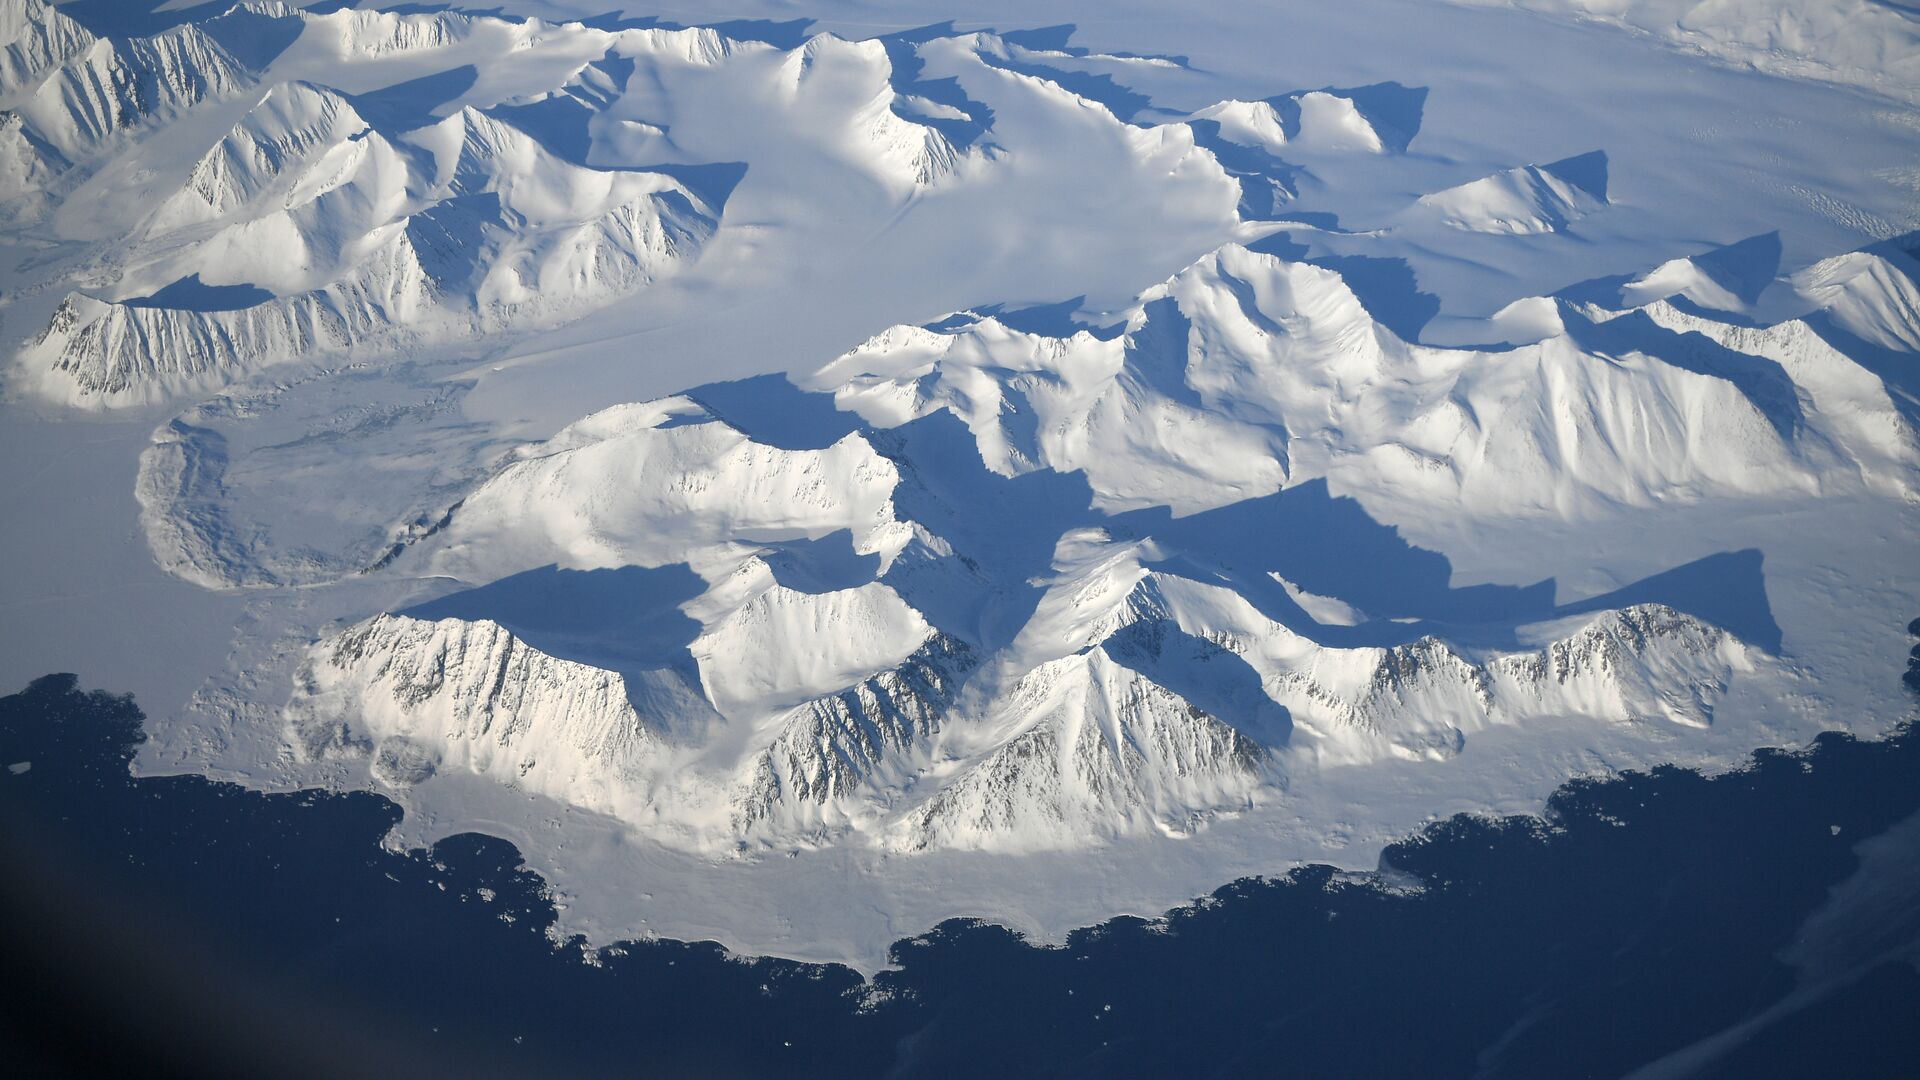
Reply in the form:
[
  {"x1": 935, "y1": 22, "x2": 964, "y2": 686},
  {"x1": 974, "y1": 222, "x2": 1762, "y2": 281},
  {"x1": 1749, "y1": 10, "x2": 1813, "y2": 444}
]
[
  {"x1": 689, "y1": 371, "x2": 1784, "y2": 651},
  {"x1": 5, "y1": 0, "x2": 1917, "y2": 1007},
  {"x1": 4, "y1": 661, "x2": 1917, "y2": 1077}
]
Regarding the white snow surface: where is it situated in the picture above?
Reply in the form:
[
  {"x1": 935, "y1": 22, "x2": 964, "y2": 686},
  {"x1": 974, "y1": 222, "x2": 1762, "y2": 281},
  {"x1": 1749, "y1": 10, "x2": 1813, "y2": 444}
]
[{"x1": 0, "y1": 0, "x2": 1917, "y2": 971}]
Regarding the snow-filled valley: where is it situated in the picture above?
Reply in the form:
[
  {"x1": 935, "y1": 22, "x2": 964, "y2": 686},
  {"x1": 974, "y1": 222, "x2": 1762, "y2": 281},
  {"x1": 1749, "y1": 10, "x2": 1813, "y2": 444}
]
[{"x1": 1, "y1": 0, "x2": 1917, "y2": 970}]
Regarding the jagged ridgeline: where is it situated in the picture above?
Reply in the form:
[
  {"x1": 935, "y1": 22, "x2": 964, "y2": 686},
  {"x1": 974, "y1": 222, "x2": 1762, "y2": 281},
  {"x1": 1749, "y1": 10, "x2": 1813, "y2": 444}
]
[
  {"x1": 0, "y1": 0, "x2": 1455, "y2": 407},
  {"x1": 264, "y1": 216, "x2": 1920, "y2": 855},
  {"x1": 9, "y1": 0, "x2": 1917, "y2": 866},
  {"x1": 0, "y1": 2, "x2": 1008, "y2": 405},
  {"x1": 277, "y1": 358, "x2": 1761, "y2": 853}
]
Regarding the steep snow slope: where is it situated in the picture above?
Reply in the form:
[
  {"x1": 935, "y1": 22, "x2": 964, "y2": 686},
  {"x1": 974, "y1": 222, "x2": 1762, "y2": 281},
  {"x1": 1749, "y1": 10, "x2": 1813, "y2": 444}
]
[
  {"x1": 1790, "y1": 249, "x2": 1920, "y2": 354},
  {"x1": 1182, "y1": 86, "x2": 1407, "y2": 156},
  {"x1": 12, "y1": 22, "x2": 251, "y2": 162},
  {"x1": 891, "y1": 644, "x2": 1270, "y2": 853},
  {"x1": 1409, "y1": 152, "x2": 1608, "y2": 234},
  {"x1": 265, "y1": 236, "x2": 1816, "y2": 855},
  {"x1": 815, "y1": 244, "x2": 1916, "y2": 517},
  {"x1": 285, "y1": 612, "x2": 684, "y2": 825},
  {"x1": 2, "y1": 0, "x2": 1916, "y2": 969},
  {"x1": 777, "y1": 34, "x2": 974, "y2": 189},
  {"x1": 153, "y1": 80, "x2": 389, "y2": 226},
  {"x1": 283, "y1": 431, "x2": 1763, "y2": 854},
  {"x1": 32, "y1": 207, "x2": 715, "y2": 404},
  {"x1": 5, "y1": 8, "x2": 1006, "y2": 406},
  {"x1": 420, "y1": 396, "x2": 903, "y2": 582},
  {"x1": 0, "y1": 0, "x2": 93, "y2": 100}
]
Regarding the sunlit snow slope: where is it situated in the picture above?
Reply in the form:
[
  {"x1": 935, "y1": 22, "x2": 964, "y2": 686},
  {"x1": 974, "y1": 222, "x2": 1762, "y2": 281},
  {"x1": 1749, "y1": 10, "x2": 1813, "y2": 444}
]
[{"x1": 1, "y1": 0, "x2": 1916, "y2": 967}]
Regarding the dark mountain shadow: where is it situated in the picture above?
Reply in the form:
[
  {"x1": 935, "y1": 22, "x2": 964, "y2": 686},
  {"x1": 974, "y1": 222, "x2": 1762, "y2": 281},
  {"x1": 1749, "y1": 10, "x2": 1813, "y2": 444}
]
[
  {"x1": 701, "y1": 18, "x2": 816, "y2": 49},
  {"x1": 971, "y1": 296, "x2": 1126, "y2": 340},
  {"x1": 404, "y1": 192, "x2": 502, "y2": 293},
  {"x1": 693, "y1": 374, "x2": 1781, "y2": 656},
  {"x1": 55, "y1": 0, "x2": 219, "y2": 36},
  {"x1": 878, "y1": 411, "x2": 1101, "y2": 649},
  {"x1": 687, "y1": 374, "x2": 864, "y2": 451},
  {"x1": 1115, "y1": 479, "x2": 1780, "y2": 654},
  {"x1": 997, "y1": 23, "x2": 1192, "y2": 68},
  {"x1": 1245, "y1": 232, "x2": 1439, "y2": 341},
  {"x1": 1271, "y1": 82, "x2": 1426, "y2": 152},
  {"x1": 1559, "y1": 232, "x2": 1783, "y2": 313},
  {"x1": 1563, "y1": 307, "x2": 1805, "y2": 440},
  {"x1": 1672, "y1": 230, "x2": 1783, "y2": 308},
  {"x1": 1327, "y1": 82, "x2": 1427, "y2": 152},
  {"x1": 1106, "y1": 620, "x2": 1294, "y2": 745},
  {"x1": 399, "y1": 564, "x2": 707, "y2": 710},
  {"x1": 198, "y1": 2, "x2": 308, "y2": 69},
  {"x1": 487, "y1": 96, "x2": 598, "y2": 166},
  {"x1": 565, "y1": 54, "x2": 634, "y2": 109},
  {"x1": 1314, "y1": 254, "x2": 1439, "y2": 341},
  {"x1": 1879, "y1": 229, "x2": 1920, "y2": 269},
  {"x1": 24, "y1": 1, "x2": 302, "y2": 95},
  {"x1": 1120, "y1": 298, "x2": 1243, "y2": 432},
  {"x1": 1558, "y1": 548, "x2": 1781, "y2": 652},
  {"x1": 482, "y1": 89, "x2": 748, "y2": 210},
  {"x1": 996, "y1": 25, "x2": 1081, "y2": 53},
  {"x1": 972, "y1": 46, "x2": 1152, "y2": 123},
  {"x1": 1542, "y1": 149, "x2": 1609, "y2": 200},
  {"x1": 58, "y1": 0, "x2": 341, "y2": 44},
  {"x1": 879, "y1": 25, "x2": 997, "y2": 150},
  {"x1": 1185, "y1": 119, "x2": 1305, "y2": 219},
  {"x1": 761, "y1": 531, "x2": 882, "y2": 594},
  {"x1": 350, "y1": 66, "x2": 479, "y2": 131},
  {"x1": 1115, "y1": 479, "x2": 1552, "y2": 630},
  {"x1": 122, "y1": 274, "x2": 272, "y2": 312},
  {"x1": 639, "y1": 162, "x2": 749, "y2": 211}
]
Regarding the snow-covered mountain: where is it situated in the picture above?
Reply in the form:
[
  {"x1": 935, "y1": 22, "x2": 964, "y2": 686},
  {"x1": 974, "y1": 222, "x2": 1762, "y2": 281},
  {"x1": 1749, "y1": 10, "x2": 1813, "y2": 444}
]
[
  {"x1": 1184, "y1": 88, "x2": 1410, "y2": 156},
  {"x1": 17, "y1": 66, "x2": 725, "y2": 403},
  {"x1": 815, "y1": 243, "x2": 1916, "y2": 517},
  {"x1": 10, "y1": 18, "x2": 250, "y2": 162},
  {"x1": 283, "y1": 424, "x2": 1758, "y2": 852},
  {"x1": 4, "y1": 0, "x2": 1917, "y2": 969},
  {"x1": 268, "y1": 233, "x2": 1852, "y2": 853},
  {"x1": 0, "y1": 0, "x2": 93, "y2": 100},
  {"x1": 1409, "y1": 152, "x2": 1609, "y2": 235},
  {"x1": 4, "y1": 6, "x2": 1013, "y2": 405}
]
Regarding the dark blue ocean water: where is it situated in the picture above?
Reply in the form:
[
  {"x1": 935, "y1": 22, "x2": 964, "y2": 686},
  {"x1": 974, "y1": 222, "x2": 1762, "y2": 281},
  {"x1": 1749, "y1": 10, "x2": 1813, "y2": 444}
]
[{"x1": 2, "y1": 662, "x2": 1918, "y2": 1079}]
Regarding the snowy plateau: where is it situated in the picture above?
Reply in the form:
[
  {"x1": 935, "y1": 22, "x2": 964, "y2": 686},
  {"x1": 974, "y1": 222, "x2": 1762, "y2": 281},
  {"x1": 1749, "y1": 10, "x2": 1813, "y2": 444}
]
[{"x1": 1, "y1": 0, "x2": 1918, "y2": 971}]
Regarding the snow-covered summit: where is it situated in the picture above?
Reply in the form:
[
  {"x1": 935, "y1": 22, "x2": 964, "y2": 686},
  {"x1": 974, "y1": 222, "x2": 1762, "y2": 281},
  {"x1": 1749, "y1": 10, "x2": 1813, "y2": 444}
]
[
  {"x1": 3, "y1": 0, "x2": 1917, "y2": 970},
  {"x1": 816, "y1": 243, "x2": 1916, "y2": 517},
  {"x1": 263, "y1": 233, "x2": 1842, "y2": 856},
  {"x1": 1410, "y1": 152, "x2": 1609, "y2": 235}
]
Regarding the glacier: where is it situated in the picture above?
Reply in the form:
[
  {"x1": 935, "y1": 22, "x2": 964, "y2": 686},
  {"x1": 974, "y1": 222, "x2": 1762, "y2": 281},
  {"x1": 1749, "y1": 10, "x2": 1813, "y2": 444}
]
[{"x1": 0, "y1": 0, "x2": 1916, "y2": 971}]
